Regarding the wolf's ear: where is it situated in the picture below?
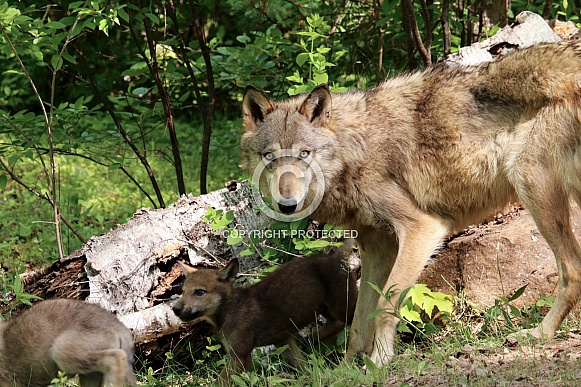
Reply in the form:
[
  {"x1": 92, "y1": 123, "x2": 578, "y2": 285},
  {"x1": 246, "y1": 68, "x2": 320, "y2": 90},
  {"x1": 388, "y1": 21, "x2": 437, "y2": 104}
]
[
  {"x1": 299, "y1": 84, "x2": 332, "y2": 125},
  {"x1": 243, "y1": 85, "x2": 274, "y2": 131},
  {"x1": 218, "y1": 259, "x2": 239, "y2": 282},
  {"x1": 177, "y1": 261, "x2": 197, "y2": 275}
]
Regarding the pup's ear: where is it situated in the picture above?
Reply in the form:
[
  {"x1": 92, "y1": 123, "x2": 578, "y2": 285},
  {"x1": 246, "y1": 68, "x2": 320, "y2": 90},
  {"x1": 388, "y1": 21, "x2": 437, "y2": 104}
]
[
  {"x1": 177, "y1": 261, "x2": 197, "y2": 275},
  {"x1": 299, "y1": 84, "x2": 332, "y2": 125},
  {"x1": 243, "y1": 85, "x2": 274, "y2": 131},
  {"x1": 218, "y1": 259, "x2": 239, "y2": 282}
]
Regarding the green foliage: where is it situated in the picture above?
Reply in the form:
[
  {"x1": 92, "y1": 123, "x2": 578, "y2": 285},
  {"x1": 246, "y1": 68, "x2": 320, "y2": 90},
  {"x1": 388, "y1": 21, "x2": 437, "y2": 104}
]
[
  {"x1": 202, "y1": 208, "x2": 235, "y2": 231},
  {"x1": 286, "y1": 14, "x2": 345, "y2": 95},
  {"x1": 482, "y1": 285, "x2": 558, "y2": 335},
  {"x1": 1, "y1": 274, "x2": 42, "y2": 316},
  {"x1": 48, "y1": 371, "x2": 69, "y2": 387},
  {"x1": 366, "y1": 282, "x2": 454, "y2": 337},
  {"x1": 398, "y1": 284, "x2": 454, "y2": 335},
  {"x1": 201, "y1": 206, "x2": 345, "y2": 268}
]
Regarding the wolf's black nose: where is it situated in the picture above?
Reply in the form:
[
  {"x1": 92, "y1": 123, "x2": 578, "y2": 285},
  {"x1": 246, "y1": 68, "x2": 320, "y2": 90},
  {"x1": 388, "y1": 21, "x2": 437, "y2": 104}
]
[{"x1": 278, "y1": 203, "x2": 297, "y2": 214}]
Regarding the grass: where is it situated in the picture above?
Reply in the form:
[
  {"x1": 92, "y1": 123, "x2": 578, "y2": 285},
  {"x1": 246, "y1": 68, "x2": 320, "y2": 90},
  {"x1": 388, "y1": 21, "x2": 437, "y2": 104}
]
[
  {"x1": 0, "y1": 114, "x2": 242, "y2": 288},
  {"x1": 132, "y1": 299, "x2": 581, "y2": 386}
]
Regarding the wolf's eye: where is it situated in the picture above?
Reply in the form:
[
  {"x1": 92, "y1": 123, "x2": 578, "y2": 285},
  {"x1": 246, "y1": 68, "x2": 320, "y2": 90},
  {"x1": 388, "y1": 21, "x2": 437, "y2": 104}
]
[
  {"x1": 194, "y1": 289, "x2": 206, "y2": 297},
  {"x1": 299, "y1": 150, "x2": 310, "y2": 159},
  {"x1": 263, "y1": 152, "x2": 274, "y2": 161}
]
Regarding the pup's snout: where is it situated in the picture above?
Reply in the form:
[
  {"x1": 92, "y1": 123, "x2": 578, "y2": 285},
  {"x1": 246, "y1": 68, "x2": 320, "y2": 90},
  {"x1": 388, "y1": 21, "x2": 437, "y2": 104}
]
[{"x1": 172, "y1": 303, "x2": 183, "y2": 316}]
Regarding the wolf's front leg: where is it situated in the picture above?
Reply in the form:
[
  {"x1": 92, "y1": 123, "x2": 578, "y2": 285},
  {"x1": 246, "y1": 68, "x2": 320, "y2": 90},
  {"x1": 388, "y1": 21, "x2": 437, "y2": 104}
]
[
  {"x1": 347, "y1": 231, "x2": 398, "y2": 359},
  {"x1": 370, "y1": 214, "x2": 451, "y2": 366}
]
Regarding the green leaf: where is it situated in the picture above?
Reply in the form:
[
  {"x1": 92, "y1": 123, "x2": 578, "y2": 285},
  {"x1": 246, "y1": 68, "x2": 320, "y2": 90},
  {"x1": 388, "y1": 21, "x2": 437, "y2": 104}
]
[
  {"x1": 226, "y1": 229, "x2": 243, "y2": 245},
  {"x1": 236, "y1": 35, "x2": 251, "y2": 44},
  {"x1": 509, "y1": 305, "x2": 522, "y2": 317},
  {"x1": 98, "y1": 19, "x2": 109, "y2": 36},
  {"x1": 397, "y1": 321, "x2": 413, "y2": 333},
  {"x1": 131, "y1": 87, "x2": 148, "y2": 95},
  {"x1": 0, "y1": 174, "x2": 7, "y2": 190},
  {"x1": 68, "y1": 1, "x2": 85, "y2": 10},
  {"x1": 366, "y1": 308, "x2": 387, "y2": 320},
  {"x1": 117, "y1": 7, "x2": 129, "y2": 22},
  {"x1": 296, "y1": 52, "x2": 310, "y2": 67},
  {"x1": 62, "y1": 51, "x2": 77, "y2": 64},
  {"x1": 297, "y1": 238, "x2": 332, "y2": 250},
  {"x1": 313, "y1": 72, "x2": 328, "y2": 85},
  {"x1": 509, "y1": 284, "x2": 527, "y2": 302},
  {"x1": 239, "y1": 248, "x2": 254, "y2": 257},
  {"x1": 145, "y1": 13, "x2": 160, "y2": 25},
  {"x1": 73, "y1": 96, "x2": 85, "y2": 109},
  {"x1": 366, "y1": 281, "x2": 384, "y2": 296},
  {"x1": 223, "y1": 210, "x2": 234, "y2": 223},
  {"x1": 273, "y1": 344, "x2": 289, "y2": 356},
  {"x1": 362, "y1": 354, "x2": 379, "y2": 373},
  {"x1": 400, "y1": 304, "x2": 423, "y2": 323},
  {"x1": 51, "y1": 55, "x2": 63, "y2": 71}
]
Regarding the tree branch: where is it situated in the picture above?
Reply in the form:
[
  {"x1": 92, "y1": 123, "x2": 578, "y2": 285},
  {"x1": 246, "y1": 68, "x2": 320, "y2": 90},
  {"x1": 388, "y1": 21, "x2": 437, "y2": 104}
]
[
  {"x1": 189, "y1": 0, "x2": 216, "y2": 195},
  {"x1": 401, "y1": 0, "x2": 432, "y2": 67},
  {"x1": 136, "y1": 0, "x2": 186, "y2": 197},
  {"x1": 76, "y1": 46, "x2": 165, "y2": 208}
]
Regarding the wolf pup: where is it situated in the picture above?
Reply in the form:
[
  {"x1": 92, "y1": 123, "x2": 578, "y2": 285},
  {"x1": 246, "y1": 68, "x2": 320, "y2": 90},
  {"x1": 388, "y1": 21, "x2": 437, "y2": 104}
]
[
  {"x1": 240, "y1": 40, "x2": 581, "y2": 366},
  {"x1": 0, "y1": 298, "x2": 136, "y2": 387},
  {"x1": 172, "y1": 248, "x2": 358, "y2": 383}
]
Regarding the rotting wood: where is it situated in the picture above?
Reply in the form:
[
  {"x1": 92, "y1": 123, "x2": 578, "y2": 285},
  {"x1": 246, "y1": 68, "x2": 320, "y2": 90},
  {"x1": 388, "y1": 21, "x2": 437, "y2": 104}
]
[{"x1": 1, "y1": 180, "x2": 273, "y2": 359}]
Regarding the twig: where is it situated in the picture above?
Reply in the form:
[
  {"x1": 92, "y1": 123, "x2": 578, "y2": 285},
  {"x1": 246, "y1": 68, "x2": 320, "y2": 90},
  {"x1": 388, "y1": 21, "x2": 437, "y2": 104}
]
[
  {"x1": 188, "y1": 0, "x2": 216, "y2": 195},
  {"x1": 401, "y1": 0, "x2": 432, "y2": 67},
  {"x1": 76, "y1": 46, "x2": 165, "y2": 208},
  {"x1": 442, "y1": 0, "x2": 451, "y2": 55},
  {"x1": 137, "y1": 0, "x2": 186, "y2": 196},
  {"x1": 0, "y1": 158, "x2": 87, "y2": 244},
  {"x1": 542, "y1": 0, "x2": 553, "y2": 19}
]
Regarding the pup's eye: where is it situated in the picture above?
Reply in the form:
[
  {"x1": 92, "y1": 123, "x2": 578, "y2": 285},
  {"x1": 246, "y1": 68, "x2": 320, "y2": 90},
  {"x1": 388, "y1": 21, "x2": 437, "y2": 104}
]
[
  {"x1": 299, "y1": 150, "x2": 310, "y2": 159},
  {"x1": 194, "y1": 289, "x2": 206, "y2": 296},
  {"x1": 263, "y1": 152, "x2": 274, "y2": 161}
]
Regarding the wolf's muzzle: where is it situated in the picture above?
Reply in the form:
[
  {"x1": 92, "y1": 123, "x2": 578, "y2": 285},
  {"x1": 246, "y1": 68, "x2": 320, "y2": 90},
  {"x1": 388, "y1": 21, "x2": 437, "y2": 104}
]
[{"x1": 278, "y1": 202, "x2": 297, "y2": 214}]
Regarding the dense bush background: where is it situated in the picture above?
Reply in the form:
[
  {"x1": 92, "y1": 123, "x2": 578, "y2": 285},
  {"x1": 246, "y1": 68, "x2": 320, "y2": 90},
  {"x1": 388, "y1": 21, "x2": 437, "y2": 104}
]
[{"x1": 0, "y1": 0, "x2": 578, "y2": 280}]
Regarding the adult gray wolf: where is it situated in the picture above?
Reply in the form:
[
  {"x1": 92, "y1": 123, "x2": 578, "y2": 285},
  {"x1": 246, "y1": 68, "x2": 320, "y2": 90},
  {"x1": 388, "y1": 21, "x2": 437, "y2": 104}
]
[
  {"x1": 0, "y1": 298, "x2": 136, "y2": 387},
  {"x1": 172, "y1": 248, "x2": 358, "y2": 384},
  {"x1": 240, "y1": 40, "x2": 581, "y2": 366}
]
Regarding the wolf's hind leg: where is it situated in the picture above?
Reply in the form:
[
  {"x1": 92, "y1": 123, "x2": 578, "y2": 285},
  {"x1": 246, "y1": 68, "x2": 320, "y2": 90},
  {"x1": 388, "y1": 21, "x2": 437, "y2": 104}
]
[
  {"x1": 78, "y1": 373, "x2": 104, "y2": 387},
  {"x1": 52, "y1": 329, "x2": 132, "y2": 387},
  {"x1": 512, "y1": 171, "x2": 581, "y2": 339}
]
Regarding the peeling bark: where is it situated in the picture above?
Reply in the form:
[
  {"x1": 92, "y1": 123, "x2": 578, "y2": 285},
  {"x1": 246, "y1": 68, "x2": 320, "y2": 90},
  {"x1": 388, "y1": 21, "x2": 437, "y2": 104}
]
[{"x1": 1, "y1": 181, "x2": 272, "y2": 358}]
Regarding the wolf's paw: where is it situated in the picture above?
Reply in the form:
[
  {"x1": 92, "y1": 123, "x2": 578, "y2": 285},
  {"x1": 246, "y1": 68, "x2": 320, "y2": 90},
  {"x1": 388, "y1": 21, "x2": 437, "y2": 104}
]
[
  {"x1": 368, "y1": 346, "x2": 395, "y2": 369},
  {"x1": 506, "y1": 327, "x2": 549, "y2": 346}
]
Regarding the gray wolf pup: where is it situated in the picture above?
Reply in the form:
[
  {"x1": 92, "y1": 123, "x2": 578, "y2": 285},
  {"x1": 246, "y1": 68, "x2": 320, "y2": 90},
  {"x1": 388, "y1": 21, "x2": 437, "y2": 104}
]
[
  {"x1": 240, "y1": 40, "x2": 581, "y2": 366},
  {"x1": 0, "y1": 298, "x2": 136, "y2": 387},
  {"x1": 172, "y1": 249, "x2": 358, "y2": 383}
]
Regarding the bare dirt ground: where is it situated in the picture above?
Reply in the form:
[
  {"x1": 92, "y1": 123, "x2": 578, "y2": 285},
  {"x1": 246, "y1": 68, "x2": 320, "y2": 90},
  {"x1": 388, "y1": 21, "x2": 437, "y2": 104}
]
[{"x1": 387, "y1": 334, "x2": 581, "y2": 386}]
